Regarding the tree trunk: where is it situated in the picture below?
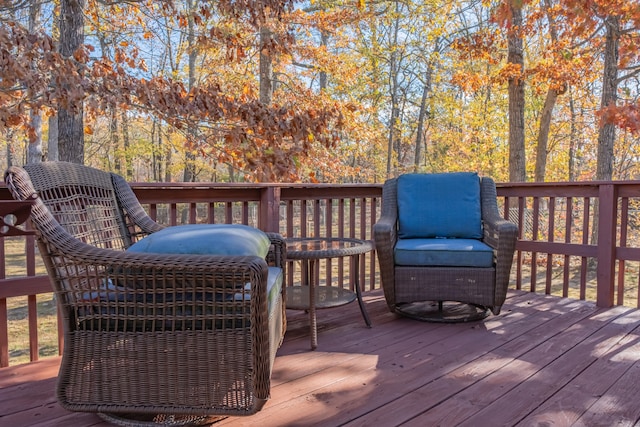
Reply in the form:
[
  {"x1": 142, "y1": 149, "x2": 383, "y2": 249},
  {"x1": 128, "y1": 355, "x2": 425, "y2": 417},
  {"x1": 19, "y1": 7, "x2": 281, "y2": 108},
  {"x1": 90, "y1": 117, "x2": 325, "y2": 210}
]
[
  {"x1": 228, "y1": 164, "x2": 236, "y2": 183},
  {"x1": 110, "y1": 109, "x2": 121, "y2": 173},
  {"x1": 534, "y1": 88, "x2": 558, "y2": 181},
  {"x1": 259, "y1": 26, "x2": 273, "y2": 104},
  {"x1": 507, "y1": 0, "x2": 526, "y2": 182},
  {"x1": 386, "y1": 0, "x2": 401, "y2": 177},
  {"x1": 151, "y1": 118, "x2": 159, "y2": 181},
  {"x1": 47, "y1": 2, "x2": 59, "y2": 162},
  {"x1": 319, "y1": 31, "x2": 328, "y2": 91},
  {"x1": 27, "y1": 0, "x2": 43, "y2": 164},
  {"x1": 414, "y1": 79, "x2": 430, "y2": 172},
  {"x1": 58, "y1": 0, "x2": 85, "y2": 164},
  {"x1": 122, "y1": 111, "x2": 132, "y2": 179},
  {"x1": 182, "y1": 0, "x2": 197, "y2": 183},
  {"x1": 596, "y1": 15, "x2": 620, "y2": 181},
  {"x1": 164, "y1": 142, "x2": 172, "y2": 183},
  {"x1": 568, "y1": 86, "x2": 577, "y2": 181},
  {"x1": 534, "y1": 0, "x2": 561, "y2": 182},
  {"x1": 414, "y1": 42, "x2": 438, "y2": 172},
  {"x1": 28, "y1": 110, "x2": 43, "y2": 163},
  {"x1": 6, "y1": 129, "x2": 16, "y2": 167},
  {"x1": 47, "y1": 114, "x2": 59, "y2": 161}
]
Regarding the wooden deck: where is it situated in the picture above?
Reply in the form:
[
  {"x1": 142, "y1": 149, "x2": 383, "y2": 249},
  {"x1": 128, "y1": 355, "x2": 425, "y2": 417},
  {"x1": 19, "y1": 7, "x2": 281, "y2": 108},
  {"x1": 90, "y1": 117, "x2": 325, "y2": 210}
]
[{"x1": 2, "y1": 289, "x2": 640, "y2": 426}]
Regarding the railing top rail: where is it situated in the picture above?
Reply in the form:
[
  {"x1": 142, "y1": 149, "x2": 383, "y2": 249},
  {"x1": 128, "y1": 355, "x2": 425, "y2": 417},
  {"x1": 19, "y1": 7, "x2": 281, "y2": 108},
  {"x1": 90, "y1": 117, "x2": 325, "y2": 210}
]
[
  {"x1": 497, "y1": 180, "x2": 640, "y2": 187},
  {"x1": 125, "y1": 182, "x2": 385, "y2": 189},
  {"x1": 125, "y1": 183, "x2": 384, "y2": 203}
]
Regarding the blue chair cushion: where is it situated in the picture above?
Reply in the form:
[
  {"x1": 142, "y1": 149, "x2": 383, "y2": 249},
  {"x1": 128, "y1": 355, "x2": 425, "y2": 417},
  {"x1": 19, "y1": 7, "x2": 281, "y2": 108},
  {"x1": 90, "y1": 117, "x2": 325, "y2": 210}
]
[
  {"x1": 235, "y1": 266, "x2": 283, "y2": 312},
  {"x1": 397, "y1": 172, "x2": 482, "y2": 239},
  {"x1": 127, "y1": 224, "x2": 271, "y2": 258},
  {"x1": 394, "y1": 238, "x2": 494, "y2": 267}
]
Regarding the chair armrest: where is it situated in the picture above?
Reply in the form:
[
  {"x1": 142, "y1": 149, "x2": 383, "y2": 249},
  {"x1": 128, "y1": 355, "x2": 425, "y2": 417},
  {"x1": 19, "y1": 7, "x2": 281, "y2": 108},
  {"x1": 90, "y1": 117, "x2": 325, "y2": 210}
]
[
  {"x1": 373, "y1": 215, "x2": 397, "y2": 249},
  {"x1": 264, "y1": 232, "x2": 287, "y2": 343},
  {"x1": 374, "y1": 215, "x2": 398, "y2": 278},
  {"x1": 56, "y1": 232, "x2": 267, "y2": 274},
  {"x1": 265, "y1": 232, "x2": 286, "y2": 269},
  {"x1": 111, "y1": 173, "x2": 165, "y2": 242},
  {"x1": 483, "y1": 215, "x2": 518, "y2": 252},
  {"x1": 373, "y1": 214, "x2": 398, "y2": 310},
  {"x1": 483, "y1": 215, "x2": 518, "y2": 305}
]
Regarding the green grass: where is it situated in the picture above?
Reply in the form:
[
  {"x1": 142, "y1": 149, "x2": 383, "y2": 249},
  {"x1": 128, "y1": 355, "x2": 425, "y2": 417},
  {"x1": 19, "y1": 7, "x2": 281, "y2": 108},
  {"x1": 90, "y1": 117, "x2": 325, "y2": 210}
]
[
  {"x1": 3, "y1": 236, "x2": 55, "y2": 366},
  {"x1": 7, "y1": 294, "x2": 59, "y2": 364}
]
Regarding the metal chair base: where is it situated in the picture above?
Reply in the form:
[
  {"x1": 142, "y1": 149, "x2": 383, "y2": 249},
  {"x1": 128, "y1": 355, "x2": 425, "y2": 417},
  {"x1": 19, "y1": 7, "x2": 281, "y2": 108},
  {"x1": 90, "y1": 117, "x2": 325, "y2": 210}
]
[
  {"x1": 395, "y1": 301, "x2": 489, "y2": 323},
  {"x1": 98, "y1": 412, "x2": 225, "y2": 427}
]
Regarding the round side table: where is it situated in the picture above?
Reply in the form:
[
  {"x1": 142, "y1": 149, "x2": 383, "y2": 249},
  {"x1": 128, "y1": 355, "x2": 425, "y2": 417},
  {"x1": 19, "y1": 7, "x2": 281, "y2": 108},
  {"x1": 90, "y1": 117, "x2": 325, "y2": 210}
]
[{"x1": 285, "y1": 237, "x2": 373, "y2": 350}]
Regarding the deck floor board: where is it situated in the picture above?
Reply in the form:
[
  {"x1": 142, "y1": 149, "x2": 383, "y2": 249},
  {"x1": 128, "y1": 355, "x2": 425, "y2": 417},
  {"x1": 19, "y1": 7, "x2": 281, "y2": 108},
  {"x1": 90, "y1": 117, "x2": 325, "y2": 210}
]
[{"x1": 2, "y1": 290, "x2": 640, "y2": 427}]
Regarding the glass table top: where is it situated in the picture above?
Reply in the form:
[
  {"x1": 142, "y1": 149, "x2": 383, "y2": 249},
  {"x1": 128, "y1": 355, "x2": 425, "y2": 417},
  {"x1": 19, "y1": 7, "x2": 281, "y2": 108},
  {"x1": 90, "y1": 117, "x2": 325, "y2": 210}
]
[{"x1": 285, "y1": 237, "x2": 373, "y2": 259}]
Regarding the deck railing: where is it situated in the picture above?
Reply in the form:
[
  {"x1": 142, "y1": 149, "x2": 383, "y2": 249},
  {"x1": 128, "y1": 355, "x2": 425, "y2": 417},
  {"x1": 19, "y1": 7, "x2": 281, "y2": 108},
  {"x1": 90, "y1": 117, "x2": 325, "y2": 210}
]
[{"x1": 2, "y1": 179, "x2": 640, "y2": 367}]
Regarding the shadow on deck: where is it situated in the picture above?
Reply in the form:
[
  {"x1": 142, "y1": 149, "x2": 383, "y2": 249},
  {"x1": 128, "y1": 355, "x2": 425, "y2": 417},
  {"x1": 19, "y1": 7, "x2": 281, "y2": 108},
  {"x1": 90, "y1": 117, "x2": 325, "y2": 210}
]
[{"x1": 2, "y1": 289, "x2": 640, "y2": 426}]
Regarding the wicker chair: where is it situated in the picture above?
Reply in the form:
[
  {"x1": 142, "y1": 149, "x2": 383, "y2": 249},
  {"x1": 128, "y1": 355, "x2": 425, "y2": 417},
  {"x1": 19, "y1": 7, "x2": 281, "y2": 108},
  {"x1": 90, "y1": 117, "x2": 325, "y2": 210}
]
[
  {"x1": 4, "y1": 162, "x2": 287, "y2": 425},
  {"x1": 373, "y1": 172, "x2": 518, "y2": 321}
]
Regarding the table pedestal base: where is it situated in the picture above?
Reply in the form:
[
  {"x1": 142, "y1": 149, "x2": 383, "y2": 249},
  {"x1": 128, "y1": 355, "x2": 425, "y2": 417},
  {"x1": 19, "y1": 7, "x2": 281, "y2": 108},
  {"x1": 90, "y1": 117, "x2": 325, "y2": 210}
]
[
  {"x1": 395, "y1": 301, "x2": 489, "y2": 323},
  {"x1": 98, "y1": 412, "x2": 225, "y2": 427}
]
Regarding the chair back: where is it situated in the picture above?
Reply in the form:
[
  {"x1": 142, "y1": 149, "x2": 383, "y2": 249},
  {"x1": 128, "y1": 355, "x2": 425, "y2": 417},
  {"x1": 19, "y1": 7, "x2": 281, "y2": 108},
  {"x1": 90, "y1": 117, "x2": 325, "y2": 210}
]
[
  {"x1": 5, "y1": 162, "x2": 162, "y2": 252},
  {"x1": 6, "y1": 162, "x2": 130, "y2": 249},
  {"x1": 396, "y1": 172, "x2": 482, "y2": 239},
  {"x1": 4, "y1": 162, "x2": 162, "y2": 308}
]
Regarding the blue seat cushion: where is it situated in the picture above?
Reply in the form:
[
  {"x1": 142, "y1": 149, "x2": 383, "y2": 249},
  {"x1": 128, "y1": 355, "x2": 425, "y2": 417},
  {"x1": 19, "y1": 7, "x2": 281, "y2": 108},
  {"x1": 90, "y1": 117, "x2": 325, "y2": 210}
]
[
  {"x1": 394, "y1": 238, "x2": 494, "y2": 267},
  {"x1": 127, "y1": 223, "x2": 271, "y2": 258},
  {"x1": 236, "y1": 266, "x2": 283, "y2": 312},
  {"x1": 397, "y1": 172, "x2": 482, "y2": 239}
]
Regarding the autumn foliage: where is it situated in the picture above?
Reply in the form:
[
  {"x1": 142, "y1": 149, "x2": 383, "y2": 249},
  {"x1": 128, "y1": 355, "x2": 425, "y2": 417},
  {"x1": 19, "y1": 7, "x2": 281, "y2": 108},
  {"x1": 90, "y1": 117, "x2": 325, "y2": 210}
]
[
  {"x1": 1, "y1": 0, "x2": 640, "y2": 183},
  {"x1": 1, "y1": 0, "x2": 345, "y2": 181}
]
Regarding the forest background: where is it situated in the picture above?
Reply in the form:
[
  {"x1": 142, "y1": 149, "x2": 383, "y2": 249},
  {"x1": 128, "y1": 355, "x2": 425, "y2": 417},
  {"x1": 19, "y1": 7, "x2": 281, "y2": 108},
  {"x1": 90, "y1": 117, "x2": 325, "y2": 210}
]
[{"x1": 1, "y1": 0, "x2": 639, "y2": 184}]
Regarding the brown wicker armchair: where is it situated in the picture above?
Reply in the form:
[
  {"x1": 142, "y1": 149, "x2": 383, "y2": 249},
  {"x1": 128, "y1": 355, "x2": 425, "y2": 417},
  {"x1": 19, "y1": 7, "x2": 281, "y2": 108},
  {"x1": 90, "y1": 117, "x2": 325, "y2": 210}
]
[
  {"x1": 373, "y1": 173, "x2": 518, "y2": 321},
  {"x1": 4, "y1": 162, "x2": 286, "y2": 425}
]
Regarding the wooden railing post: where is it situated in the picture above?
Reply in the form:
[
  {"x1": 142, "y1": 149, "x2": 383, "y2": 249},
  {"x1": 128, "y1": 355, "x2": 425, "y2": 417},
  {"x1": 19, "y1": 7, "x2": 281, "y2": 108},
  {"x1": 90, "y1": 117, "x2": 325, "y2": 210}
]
[
  {"x1": 259, "y1": 186, "x2": 281, "y2": 233},
  {"x1": 596, "y1": 183, "x2": 617, "y2": 307}
]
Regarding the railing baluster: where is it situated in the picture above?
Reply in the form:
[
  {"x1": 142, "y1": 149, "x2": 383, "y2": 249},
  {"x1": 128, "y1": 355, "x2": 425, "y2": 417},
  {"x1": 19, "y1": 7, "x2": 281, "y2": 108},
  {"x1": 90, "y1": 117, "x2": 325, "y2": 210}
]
[
  {"x1": 28, "y1": 294, "x2": 38, "y2": 362},
  {"x1": 531, "y1": 197, "x2": 540, "y2": 293},
  {"x1": 301, "y1": 199, "x2": 308, "y2": 238},
  {"x1": 170, "y1": 203, "x2": 178, "y2": 225},
  {"x1": 359, "y1": 198, "x2": 367, "y2": 292},
  {"x1": 369, "y1": 196, "x2": 378, "y2": 291},
  {"x1": 149, "y1": 203, "x2": 157, "y2": 222},
  {"x1": 546, "y1": 197, "x2": 555, "y2": 294},
  {"x1": 242, "y1": 201, "x2": 249, "y2": 225},
  {"x1": 225, "y1": 202, "x2": 233, "y2": 224},
  {"x1": 516, "y1": 197, "x2": 525, "y2": 290},
  {"x1": 326, "y1": 199, "x2": 333, "y2": 287},
  {"x1": 349, "y1": 198, "x2": 356, "y2": 239},
  {"x1": 563, "y1": 197, "x2": 573, "y2": 298},
  {"x1": 619, "y1": 197, "x2": 629, "y2": 305},
  {"x1": 580, "y1": 197, "x2": 590, "y2": 300},
  {"x1": 208, "y1": 201, "x2": 215, "y2": 224},
  {"x1": 0, "y1": 299, "x2": 7, "y2": 367},
  {"x1": 189, "y1": 202, "x2": 197, "y2": 223},
  {"x1": 338, "y1": 199, "x2": 345, "y2": 287}
]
